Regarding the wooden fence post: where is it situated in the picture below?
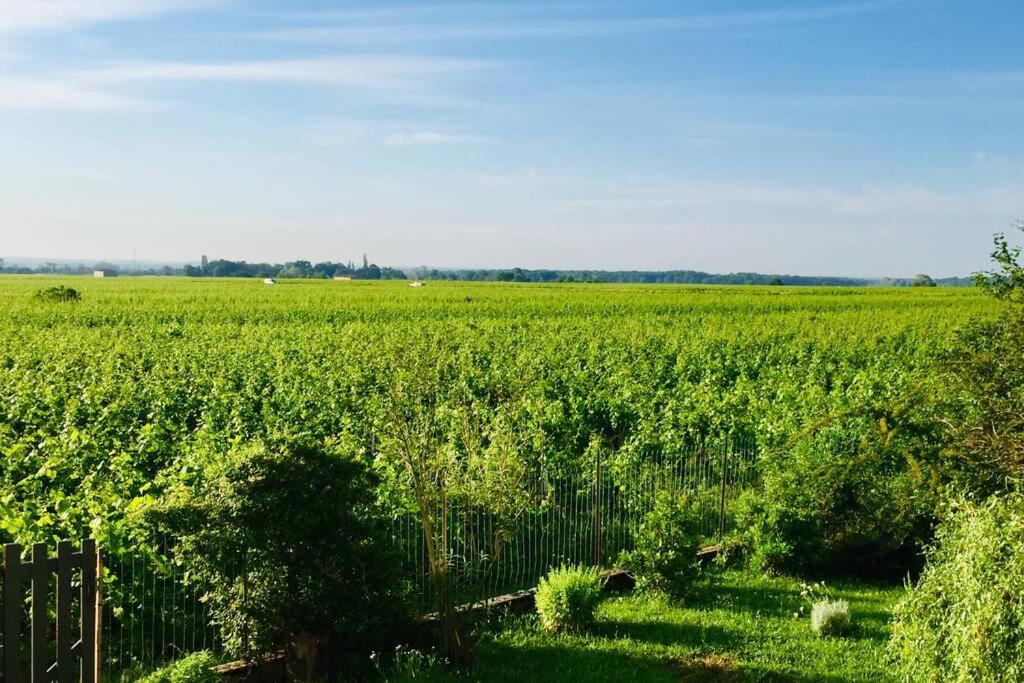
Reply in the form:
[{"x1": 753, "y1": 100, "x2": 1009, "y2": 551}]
[
  {"x1": 30, "y1": 544, "x2": 48, "y2": 682},
  {"x1": 80, "y1": 539, "x2": 97, "y2": 683},
  {"x1": 55, "y1": 541, "x2": 73, "y2": 683},
  {"x1": 4, "y1": 543, "x2": 24, "y2": 683}
]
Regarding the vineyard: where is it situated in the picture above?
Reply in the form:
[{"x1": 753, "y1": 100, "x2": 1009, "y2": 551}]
[{"x1": 0, "y1": 276, "x2": 1003, "y2": 677}]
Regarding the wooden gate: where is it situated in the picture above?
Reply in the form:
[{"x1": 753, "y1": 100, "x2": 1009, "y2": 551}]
[{"x1": 2, "y1": 540, "x2": 101, "y2": 683}]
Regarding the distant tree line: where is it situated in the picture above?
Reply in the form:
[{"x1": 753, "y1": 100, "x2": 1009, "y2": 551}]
[
  {"x1": 182, "y1": 255, "x2": 405, "y2": 280},
  {"x1": 409, "y1": 266, "x2": 973, "y2": 287},
  {"x1": 0, "y1": 256, "x2": 972, "y2": 286},
  {"x1": 0, "y1": 256, "x2": 405, "y2": 280}
]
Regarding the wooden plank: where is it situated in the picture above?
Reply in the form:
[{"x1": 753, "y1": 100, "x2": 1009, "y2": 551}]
[
  {"x1": 4, "y1": 544, "x2": 25, "y2": 683},
  {"x1": 79, "y1": 541, "x2": 97, "y2": 683},
  {"x1": 30, "y1": 544, "x2": 48, "y2": 683},
  {"x1": 55, "y1": 541, "x2": 73, "y2": 683}
]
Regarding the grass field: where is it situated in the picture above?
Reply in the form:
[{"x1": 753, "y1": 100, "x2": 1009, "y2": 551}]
[{"x1": 390, "y1": 571, "x2": 901, "y2": 682}]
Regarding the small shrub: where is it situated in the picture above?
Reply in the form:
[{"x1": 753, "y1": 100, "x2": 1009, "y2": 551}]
[
  {"x1": 34, "y1": 286, "x2": 80, "y2": 302},
  {"x1": 137, "y1": 651, "x2": 220, "y2": 683},
  {"x1": 890, "y1": 494, "x2": 1024, "y2": 682},
  {"x1": 535, "y1": 564, "x2": 603, "y2": 633},
  {"x1": 622, "y1": 491, "x2": 700, "y2": 598},
  {"x1": 811, "y1": 600, "x2": 850, "y2": 637}
]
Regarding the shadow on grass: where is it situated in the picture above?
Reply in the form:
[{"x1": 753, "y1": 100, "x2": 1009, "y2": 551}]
[
  {"x1": 593, "y1": 618, "x2": 747, "y2": 652},
  {"x1": 470, "y1": 640, "x2": 680, "y2": 683},
  {"x1": 470, "y1": 640, "x2": 866, "y2": 683}
]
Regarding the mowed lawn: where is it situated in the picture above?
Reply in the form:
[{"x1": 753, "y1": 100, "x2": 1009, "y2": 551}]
[{"x1": 407, "y1": 571, "x2": 901, "y2": 683}]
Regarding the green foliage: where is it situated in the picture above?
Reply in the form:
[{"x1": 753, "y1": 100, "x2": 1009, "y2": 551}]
[
  {"x1": 621, "y1": 491, "x2": 700, "y2": 598},
  {"x1": 136, "y1": 651, "x2": 220, "y2": 683},
  {"x1": 890, "y1": 494, "x2": 1024, "y2": 683},
  {"x1": 736, "y1": 408, "x2": 941, "y2": 576},
  {"x1": 33, "y1": 285, "x2": 80, "y2": 302},
  {"x1": 138, "y1": 441, "x2": 410, "y2": 664},
  {"x1": 535, "y1": 565, "x2": 603, "y2": 633},
  {"x1": 942, "y1": 225, "x2": 1024, "y2": 493},
  {"x1": 810, "y1": 600, "x2": 850, "y2": 637},
  {"x1": 974, "y1": 220, "x2": 1024, "y2": 302}
]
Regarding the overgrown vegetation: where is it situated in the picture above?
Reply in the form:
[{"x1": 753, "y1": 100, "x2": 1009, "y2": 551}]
[
  {"x1": 890, "y1": 494, "x2": 1024, "y2": 682},
  {"x1": 620, "y1": 491, "x2": 700, "y2": 599}
]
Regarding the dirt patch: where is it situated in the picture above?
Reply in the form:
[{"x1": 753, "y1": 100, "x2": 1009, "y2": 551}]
[{"x1": 668, "y1": 654, "x2": 745, "y2": 681}]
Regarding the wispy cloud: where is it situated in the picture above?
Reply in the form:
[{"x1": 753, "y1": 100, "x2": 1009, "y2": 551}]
[
  {"x1": 0, "y1": 77, "x2": 154, "y2": 110},
  {"x1": 307, "y1": 118, "x2": 488, "y2": 148},
  {"x1": 382, "y1": 130, "x2": 487, "y2": 146},
  {"x1": 0, "y1": 0, "x2": 219, "y2": 33},
  {"x1": 256, "y1": 0, "x2": 902, "y2": 44},
  {"x1": 77, "y1": 55, "x2": 492, "y2": 90}
]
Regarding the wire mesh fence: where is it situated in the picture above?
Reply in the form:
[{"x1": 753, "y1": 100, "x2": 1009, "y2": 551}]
[
  {"x1": 99, "y1": 537, "x2": 223, "y2": 681},
  {"x1": 94, "y1": 436, "x2": 758, "y2": 677},
  {"x1": 391, "y1": 436, "x2": 758, "y2": 610}
]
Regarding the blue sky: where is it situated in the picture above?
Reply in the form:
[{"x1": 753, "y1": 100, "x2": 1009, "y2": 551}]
[{"x1": 1, "y1": 0, "x2": 1022, "y2": 276}]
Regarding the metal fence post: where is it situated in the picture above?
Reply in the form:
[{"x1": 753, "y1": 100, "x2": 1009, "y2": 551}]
[
  {"x1": 718, "y1": 440, "x2": 728, "y2": 543},
  {"x1": 594, "y1": 447, "x2": 602, "y2": 567}
]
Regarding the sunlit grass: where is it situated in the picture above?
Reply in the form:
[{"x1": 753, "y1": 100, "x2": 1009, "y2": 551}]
[{"x1": 403, "y1": 571, "x2": 901, "y2": 682}]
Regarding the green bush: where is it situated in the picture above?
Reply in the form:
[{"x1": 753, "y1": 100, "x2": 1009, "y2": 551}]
[
  {"x1": 890, "y1": 493, "x2": 1024, "y2": 682},
  {"x1": 138, "y1": 441, "x2": 410, "y2": 674},
  {"x1": 810, "y1": 600, "x2": 850, "y2": 637},
  {"x1": 137, "y1": 651, "x2": 220, "y2": 683},
  {"x1": 34, "y1": 286, "x2": 80, "y2": 302},
  {"x1": 622, "y1": 491, "x2": 700, "y2": 598},
  {"x1": 736, "y1": 417, "x2": 940, "y2": 577},
  {"x1": 535, "y1": 565, "x2": 603, "y2": 633}
]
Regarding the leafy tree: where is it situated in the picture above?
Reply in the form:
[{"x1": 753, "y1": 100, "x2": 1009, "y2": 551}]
[
  {"x1": 942, "y1": 221, "x2": 1024, "y2": 492},
  {"x1": 376, "y1": 336, "x2": 536, "y2": 666},
  {"x1": 911, "y1": 273, "x2": 937, "y2": 287},
  {"x1": 975, "y1": 220, "x2": 1024, "y2": 302}
]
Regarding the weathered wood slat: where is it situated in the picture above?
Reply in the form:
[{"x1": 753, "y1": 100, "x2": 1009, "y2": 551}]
[
  {"x1": 79, "y1": 540, "x2": 97, "y2": 683},
  {"x1": 5, "y1": 543, "x2": 25, "y2": 683},
  {"x1": 31, "y1": 544, "x2": 49, "y2": 683},
  {"x1": 55, "y1": 542, "x2": 74, "y2": 683}
]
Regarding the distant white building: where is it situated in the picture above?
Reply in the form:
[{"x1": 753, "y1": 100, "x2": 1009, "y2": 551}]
[
  {"x1": 263, "y1": 278, "x2": 277, "y2": 285},
  {"x1": 409, "y1": 280, "x2": 425, "y2": 287},
  {"x1": 333, "y1": 275, "x2": 352, "y2": 281},
  {"x1": 93, "y1": 269, "x2": 117, "y2": 278}
]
